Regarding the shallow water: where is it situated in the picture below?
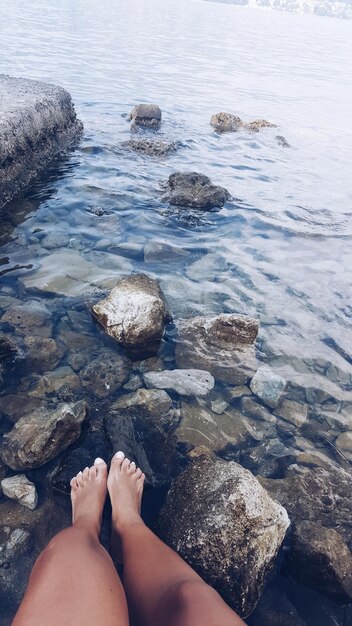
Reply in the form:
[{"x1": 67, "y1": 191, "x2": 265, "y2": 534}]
[{"x1": 1, "y1": 0, "x2": 352, "y2": 623}]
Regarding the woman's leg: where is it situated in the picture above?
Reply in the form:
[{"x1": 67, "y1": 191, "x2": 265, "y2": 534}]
[
  {"x1": 12, "y1": 459, "x2": 129, "y2": 626},
  {"x1": 108, "y1": 451, "x2": 246, "y2": 626}
]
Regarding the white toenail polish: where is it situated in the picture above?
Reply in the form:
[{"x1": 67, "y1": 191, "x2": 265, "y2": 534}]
[
  {"x1": 78, "y1": 471, "x2": 83, "y2": 476},
  {"x1": 115, "y1": 451, "x2": 124, "y2": 459},
  {"x1": 84, "y1": 467, "x2": 89, "y2": 471},
  {"x1": 131, "y1": 461, "x2": 136, "y2": 467},
  {"x1": 94, "y1": 457, "x2": 104, "y2": 464}
]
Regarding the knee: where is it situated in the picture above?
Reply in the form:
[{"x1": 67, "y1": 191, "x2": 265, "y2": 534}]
[
  {"x1": 170, "y1": 578, "x2": 218, "y2": 611},
  {"x1": 41, "y1": 526, "x2": 96, "y2": 561}
]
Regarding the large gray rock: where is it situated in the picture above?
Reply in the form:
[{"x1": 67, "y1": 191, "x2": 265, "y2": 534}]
[
  {"x1": 0, "y1": 401, "x2": 88, "y2": 470},
  {"x1": 157, "y1": 454, "x2": 289, "y2": 617},
  {"x1": 144, "y1": 369, "x2": 214, "y2": 397},
  {"x1": 176, "y1": 313, "x2": 259, "y2": 384},
  {"x1": 92, "y1": 274, "x2": 170, "y2": 356},
  {"x1": 250, "y1": 366, "x2": 286, "y2": 408},
  {"x1": 1, "y1": 301, "x2": 52, "y2": 337},
  {"x1": 80, "y1": 351, "x2": 129, "y2": 398},
  {"x1": 164, "y1": 172, "x2": 230, "y2": 211},
  {"x1": 0, "y1": 75, "x2": 83, "y2": 207},
  {"x1": 210, "y1": 112, "x2": 277, "y2": 134},
  {"x1": 111, "y1": 388, "x2": 172, "y2": 421},
  {"x1": 1, "y1": 474, "x2": 38, "y2": 510},
  {"x1": 128, "y1": 104, "x2": 161, "y2": 129}
]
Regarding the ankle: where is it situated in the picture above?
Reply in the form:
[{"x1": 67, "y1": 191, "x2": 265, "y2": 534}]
[
  {"x1": 112, "y1": 512, "x2": 144, "y2": 534},
  {"x1": 73, "y1": 516, "x2": 101, "y2": 538}
]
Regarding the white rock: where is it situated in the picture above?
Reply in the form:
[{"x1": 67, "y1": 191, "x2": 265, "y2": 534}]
[
  {"x1": 1, "y1": 475, "x2": 38, "y2": 510},
  {"x1": 250, "y1": 366, "x2": 286, "y2": 408},
  {"x1": 144, "y1": 369, "x2": 214, "y2": 396}
]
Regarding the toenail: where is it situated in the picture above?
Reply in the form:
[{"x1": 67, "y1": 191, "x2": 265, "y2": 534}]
[
  {"x1": 78, "y1": 471, "x2": 83, "y2": 476},
  {"x1": 94, "y1": 457, "x2": 104, "y2": 464},
  {"x1": 115, "y1": 451, "x2": 125, "y2": 459},
  {"x1": 131, "y1": 461, "x2": 136, "y2": 468}
]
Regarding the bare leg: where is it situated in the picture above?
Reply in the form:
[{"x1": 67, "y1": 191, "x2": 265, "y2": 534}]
[
  {"x1": 108, "y1": 451, "x2": 245, "y2": 626},
  {"x1": 13, "y1": 458, "x2": 129, "y2": 626}
]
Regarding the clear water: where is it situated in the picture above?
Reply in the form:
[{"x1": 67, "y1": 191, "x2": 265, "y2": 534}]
[{"x1": 1, "y1": 0, "x2": 352, "y2": 622}]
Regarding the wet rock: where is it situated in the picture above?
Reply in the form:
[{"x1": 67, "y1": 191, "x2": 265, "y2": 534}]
[
  {"x1": 0, "y1": 394, "x2": 44, "y2": 424},
  {"x1": 157, "y1": 454, "x2": 289, "y2": 617},
  {"x1": 227, "y1": 385, "x2": 252, "y2": 402},
  {"x1": 250, "y1": 366, "x2": 286, "y2": 408},
  {"x1": 270, "y1": 365, "x2": 352, "y2": 409},
  {"x1": 241, "y1": 438, "x2": 295, "y2": 478},
  {"x1": 286, "y1": 521, "x2": 352, "y2": 603},
  {"x1": 104, "y1": 414, "x2": 154, "y2": 484},
  {"x1": 260, "y1": 465, "x2": 352, "y2": 548},
  {"x1": 276, "y1": 135, "x2": 290, "y2": 148},
  {"x1": 111, "y1": 388, "x2": 172, "y2": 422},
  {"x1": 144, "y1": 369, "x2": 214, "y2": 397},
  {"x1": 128, "y1": 103, "x2": 162, "y2": 129},
  {"x1": 246, "y1": 119, "x2": 277, "y2": 132},
  {"x1": 248, "y1": 581, "x2": 306, "y2": 626},
  {"x1": 274, "y1": 399, "x2": 308, "y2": 428},
  {"x1": 1, "y1": 300, "x2": 52, "y2": 337},
  {"x1": 144, "y1": 240, "x2": 190, "y2": 263},
  {"x1": 81, "y1": 352, "x2": 129, "y2": 398},
  {"x1": 0, "y1": 401, "x2": 88, "y2": 470},
  {"x1": 210, "y1": 112, "x2": 243, "y2": 132},
  {"x1": 122, "y1": 138, "x2": 176, "y2": 156},
  {"x1": 186, "y1": 252, "x2": 229, "y2": 281},
  {"x1": 176, "y1": 314, "x2": 259, "y2": 385},
  {"x1": 164, "y1": 172, "x2": 230, "y2": 211},
  {"x1": 0, "y1": 75, "x2": 83, "y2": 207},
  {"x1": 1, "y1": 474, "x2": 38, "y2": 510},
  {"x1": 241, "y1": 396, "x2": 276, "y2": 422},
  {"x1": 28, "y1": 366, "x2": 81, "y2": 399},
  {"x1": 210, "y1": 399, "x2": 228, "y2": 414},
  {"x1": 23, "y1": 335, "x2": 66, "y2": 373},
  {"x1": 334, "y1": 431, "x2": 352, "y2": 461},
  {"x1": 123, "y1": 374, "x2": 142, "y2": 391},
  {"x1": 92, "y1": 274, "x2": 170, "y2": 356},
  {"x1": 41, "y1": 230, "x2": 70, "y2": 250}
]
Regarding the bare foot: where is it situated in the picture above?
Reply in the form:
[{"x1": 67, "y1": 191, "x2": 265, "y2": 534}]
[
  {"x1": 108, "y1": 451, "x2": 145, "y2": 533},
  {"x1": 70, "y1": 458, "x2": 108, "y2": 536}
]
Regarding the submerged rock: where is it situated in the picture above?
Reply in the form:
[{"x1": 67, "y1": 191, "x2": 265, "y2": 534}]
[
  {"x1": 164, "y1": 172, "x2": 230, "y2": 211},
  {"x1": 28, "y1": 366, "x2": 81, "y2": 399},
  {"x1": 176, "y1": 313, "x2": 259, "y2": 384},
  {"x1": 81, "y1": 351, "x2": 129, "y2": 398},
  {"x1": 128, "y1": 104, "x2": 161, "y2": 129},
  {"x1": 122, "y1": 138, "x2": 176, "y2": 156},
  {"x1": 276, "y1": 135, "x2": 290, "y2": 148},
  {"x1": 111, "y1": 388, "x2": 172, "y2": 421},
  {"x1": 1, "y1": 475, "x2": 38, "y2": 510},
  {"x1": 92, "y1": 273, "x2": 170, "y2": 356},
  {"x1": 157, "y1": 454, "x2": 289, "y2": 617},
  {"x1": 274, "y1": 399, "x2": 308, "y2": 428},
  {"x1": 23, "y1": 335, "x2": 66, "y2": 373},
  {"x1": 250, "y1": 366, "x2": 286, "y2": 408},
  {"x1": 210, "y1": 111, "x2": 277, "y2": 134},
  {"x1": 1, "y1": 301, "x2": 52, "y2": 337},
  {"x1": 334, "y1": 431, "x2": 352, "y2": 461},
  {"x1": 0, "y1": 401, "x2": 88, "y2": 470},
  {"x1": 0, "y1": 75, "x2": 83, "y2": 207},
  {"x1": 246, "y1": 119, "x2": 277, "y2": 132},
  {"x1": 144, "y1": 369, "x2": 215, "y2": 397}
]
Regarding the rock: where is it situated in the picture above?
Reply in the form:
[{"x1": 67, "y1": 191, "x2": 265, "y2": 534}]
[
  {"x1": 104, "y1": 414, "x2": 154, "y2": 484},
  {"x1": 176, "y1": 314, "x2": 259, "y2": 385},
  {"x1": 186, "y1": 253, "x2": 229, "y2": 281},
  {"x1": 286, "y1": 521, "x2": 352, "y2": 603},
  {"x1": 241, "y1": 396, "x2": 276, "y2": 422},
  {"x1": 175, "y1": 402, "x2": 254, "y2": 451},
  {"x1": 245, "y1": 119, "x2": 277, "y2": 132},
  {"x1": 28, "y1": 366, "x2": 81, "y2": 399},
  {"x1": 41, "y1": 230, "x2": 70, "y2": 250},
  {"x1": 164, "y1": 172, "x2": 230, "y2": 211},
  {"x1": 128, "y1": 104, "x2": 161, "y2": 129},
  {"x1": 122, "y1": 138, "x2": 176, "y2": 156},
  {"x1": 250, "y1": 366, "x2": 286, "y2": 408},
  {"x1": 260, "y1": 465, "x2": 352, "y2": 548},
  {"x1": 276, "y1": 135, "x2": 290, "y2": 148},
  {"x1": 248, "y1": 581, "x2": 305, "y2": 626},
  {"x1": 0, "y1": 401, "x2": 88, "y2": 470},
  {"x1": 111, "y1": 388, "x2": 172, "y2": 421},
  {"x1": 144, "y1": 241, "x2": 190, "y2": 263},
  {"x1": 241, "y1": 438, "x2": 295, "y2": 478},
  {"x1": 144, "y1": 369, "x2": 214, "y2": 397},
  {"x1": 157, "y1": 454, "x2": 289, "y2": 617},
  {"x1": 334, "y1": 431, "x2": 352, "y2": 461},
  {"x1": 20, "y1": 251, "x2": 120, "y2": 297},
  {"x1": 227, "y1": 385, "x2": 252, "y2": 402},
  {"x1": 1, "y1": 475, "x2": 38, "y2": 510},
  {"x1": 0, "y1": 75, "x2": 83, "y2": 207},
  {"x1": 81, "y1": 352, "x2": 129, "y2": 398},
  {"x1": 123, "y1": 374, "x2": 142, "y2": 391},
  {"x1": 210, "y1": 399, "x2": 228, "y2": 414},
  {"x1": 1, "y1": 301, "x2": 52, "y2": 337},
  {"x1": 23, "y1": 335, "x2": 66, "y2": 373},
  {"x1": 210, "y1": 112, "x2": 243, "y2": 133},
  {"x1": 92, "y1": 274, "x2": 170, "y2": 356},
  {"x1": 274, "y1": 399, "x2": 308, "y2": 428},
  {"x1": 0, "y1": 394, "x2": 43, "y2": 424}
]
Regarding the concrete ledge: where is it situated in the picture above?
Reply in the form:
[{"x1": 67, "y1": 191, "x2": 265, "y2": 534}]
[{"x1": 0, "y1": 75, "x2": 83, "y2": 207}]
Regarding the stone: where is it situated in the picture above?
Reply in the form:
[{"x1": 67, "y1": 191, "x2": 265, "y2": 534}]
[
  {"x1": 104, "y1": 414, "x2": 154, "y2": 485},
  {"x1": 241, "y1": 439, "x2": 295, "y2": 478},
  {"x1": 227, "y1": 385, "x2": 252, "y2": 402},
  {"x1": 111, "y1": 388, "x2": 172, "y2": 421},
  {"x1": 0, "y1": 401, "x2": 88, "y2": 470},
  {"x1": 144, "y1": 369, "x2": 214, "y2": 397},
  {"x1": 276, "y1": 135, "x2": 290, "y2": 148},
  {"x1": 249, "y1": 581, "x2": 305, "y2": 626},
  {"x1": 157, "y1": 455, "x2": 289, "y2": 617},
  {"x1": 128, "y1": 103, "x2": 162, "y2": 128},
  {"x1": 92, "y1": 274, "x2": 170, "y2": 356},
  {"x1": 28, "y1": 366, "x2": 81, "y2": 399},
  {"x1": 164, "y1": 172, "x2": 230, "y2": 211},
  {"x1": 81, "y1": 352, "x2": 129, "y2": 398},
  {"x1": 0, "y1": 394, "x2": 43, "y2": 424},
  {"x1": 241, "y1": 396, "x2": 276, "y2": 422},
  {"x1": 144, "y1": 241, "x2": 190, "y2": 263},
  {"x1": 0, "y1": 75, "x2": 83, "y2": 207},
  {"x1": 210, "y1": 399, "x2": 228, "y2": 414},
  {"x1": 274, "y1": 399, "x2": 308, "y2": 428},
  {"x1": 245, "y1": 119, "x2": 277, "y2": 132},
  {"x1": 250, "y1": 366, "x2": 286, "y2": 408},
  {"x1": 334, "y1": 431, "x2": 352, "y2": 461},
  {"x1": 41, "y1": 230, "x2": 70, "y2": 250},
  {"x1": 176, "y1": 314, "x2": 259, "y2": 385},
  {"x1": 210, "y1": 112, "x2": 243, "y2": 133},
  {"x1": 1, "y1": 301, "x2": 52, "y2": 337},
  {"x1": 23, "y1": 335, "x2": 66, "y2": 373},
  {"x1": 123, "y1": 374, "x2": 142, "y2": 391},
  {"x1": 1, "y1": 475, "x2": 38, "y2": 510},
  {"x1": 122, "y1": 138, "x2": 176, "y2": 156},
  {"x1": 286, "y1": 521, "x2": 352, "y2": 603},
  {"x1": 186, "y1": 253, "x2": 229, "y2": 281}
]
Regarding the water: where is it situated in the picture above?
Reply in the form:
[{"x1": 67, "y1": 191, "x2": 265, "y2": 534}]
[{"x1": 1, "y1": 0, "x2": 352, "y2": 623}]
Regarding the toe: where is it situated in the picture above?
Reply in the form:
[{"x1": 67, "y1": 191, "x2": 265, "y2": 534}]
[
  {"x1": 70, "y1": 477, "x2": 78, "y2": 489},
  {"x1": 95, "y1": 458, "x2": 108, "y2": 481},
  {"x1": 111, "y1": 451, "x2": 125, "y2": 468},
  {"x1": 83, "y1": 467, "x2": 90, "y2": 481},
  {"x1": 122, "y1": 458, "x2": 131, "y2": 472},
  {"x1": 130, "y1": 461, "x2": 136, "y2": 472},
  {"x1": 76, "y1": 471, "x2": 84, "y2": 487},
  {"x1": 135, "y1": 467, "x2": 142, "y2": 479},
  {"x1": 88, "y1": 465, "x2": 97, "y2": 480}
]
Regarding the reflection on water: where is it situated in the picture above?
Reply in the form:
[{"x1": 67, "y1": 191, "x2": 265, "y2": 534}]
[{"x1": 0, "y1": 0, "x2": 352, "y2": 623}]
